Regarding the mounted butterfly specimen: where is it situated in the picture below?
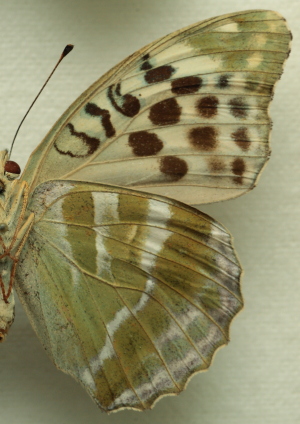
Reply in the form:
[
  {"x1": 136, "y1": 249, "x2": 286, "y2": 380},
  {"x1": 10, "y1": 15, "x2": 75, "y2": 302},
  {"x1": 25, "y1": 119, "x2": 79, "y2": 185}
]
[{"x1": 0, "y1": 10, "x2": 291, "y2": 412}]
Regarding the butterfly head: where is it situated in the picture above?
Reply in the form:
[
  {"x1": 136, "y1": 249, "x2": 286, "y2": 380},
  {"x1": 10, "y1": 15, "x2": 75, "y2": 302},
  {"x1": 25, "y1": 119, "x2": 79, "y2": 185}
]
[
  {"x1": 0, "y1": 151, "x2": 21, "y2": 196},
  {"x1": 4, "y1": 160, "x2": 21, "y2": 181}
]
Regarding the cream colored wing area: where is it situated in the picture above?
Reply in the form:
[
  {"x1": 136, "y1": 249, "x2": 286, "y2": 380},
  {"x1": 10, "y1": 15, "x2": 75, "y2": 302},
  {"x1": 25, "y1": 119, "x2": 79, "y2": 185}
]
[
  {"x1": 15, "y1": 180, "x2": 242, "y2": 412},
  {"x1": 21, "y1": 10, "x2": 291, "y2": 205}
]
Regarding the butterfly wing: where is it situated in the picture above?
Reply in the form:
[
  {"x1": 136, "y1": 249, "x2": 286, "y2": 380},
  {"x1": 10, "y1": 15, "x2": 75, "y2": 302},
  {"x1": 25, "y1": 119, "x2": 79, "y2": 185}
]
[
  {"x1": 20, "y1": 10, "x2": 291, "y2": 205},
  {"x1": 15, "y1": 180, "x2": 242, "y2": 411},
  {"x1": 14, "y1": 9, "x2": 291, "y2": 412}
]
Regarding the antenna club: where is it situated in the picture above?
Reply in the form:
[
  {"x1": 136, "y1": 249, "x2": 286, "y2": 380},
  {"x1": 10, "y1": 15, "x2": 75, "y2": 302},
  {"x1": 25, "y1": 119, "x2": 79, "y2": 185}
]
[{"x1": 62, "y1": 44, "x2": 74, "y2": 58}]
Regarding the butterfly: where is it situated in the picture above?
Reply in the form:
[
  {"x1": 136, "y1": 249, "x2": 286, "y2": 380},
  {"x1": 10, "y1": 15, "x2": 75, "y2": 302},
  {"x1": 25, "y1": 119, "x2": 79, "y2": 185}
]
[{"x1": 0, "y1": 10, "x2": 291, "y2": 413}]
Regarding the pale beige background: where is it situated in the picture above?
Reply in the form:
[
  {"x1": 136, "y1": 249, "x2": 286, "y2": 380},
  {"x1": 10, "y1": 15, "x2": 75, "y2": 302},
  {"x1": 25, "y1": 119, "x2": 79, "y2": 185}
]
[{"x1": 0, "y1": 1, "x2": 299, "y2": 423}]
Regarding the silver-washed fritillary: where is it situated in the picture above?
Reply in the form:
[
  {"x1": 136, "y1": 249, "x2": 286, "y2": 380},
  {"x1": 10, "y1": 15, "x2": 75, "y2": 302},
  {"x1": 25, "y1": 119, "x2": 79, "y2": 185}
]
[{"x1": 0, "y1": 10, "x2": 291, "y2": 412}]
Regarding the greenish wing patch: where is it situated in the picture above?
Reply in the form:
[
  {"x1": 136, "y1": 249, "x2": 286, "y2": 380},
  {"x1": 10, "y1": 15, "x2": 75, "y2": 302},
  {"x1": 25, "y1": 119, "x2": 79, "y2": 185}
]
[{"x1": 15, "y1": 180, "x2": 242, "y2": 412}]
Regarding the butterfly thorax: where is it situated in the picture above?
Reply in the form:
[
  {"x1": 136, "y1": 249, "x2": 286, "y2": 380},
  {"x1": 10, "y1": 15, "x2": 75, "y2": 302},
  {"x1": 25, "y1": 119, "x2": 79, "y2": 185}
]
[{"x1": 0, "y1": 150, "x2": 34, "y2": 341}]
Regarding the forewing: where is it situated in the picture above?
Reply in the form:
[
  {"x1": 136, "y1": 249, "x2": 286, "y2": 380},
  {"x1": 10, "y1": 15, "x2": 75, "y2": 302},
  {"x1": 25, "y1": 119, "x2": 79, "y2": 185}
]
[
  {"x1": 15, "y1": 181, "x2": 242, "y2": 411},
  {"x1": 21, "y1": 10, "x2": 291, "y2": 205}
]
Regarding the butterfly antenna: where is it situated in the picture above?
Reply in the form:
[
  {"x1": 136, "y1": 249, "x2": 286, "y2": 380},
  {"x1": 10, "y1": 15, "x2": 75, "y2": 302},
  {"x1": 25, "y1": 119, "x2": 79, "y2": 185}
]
[{"x1": 8, "y1": 44, "x2": 74, "y2": 159}]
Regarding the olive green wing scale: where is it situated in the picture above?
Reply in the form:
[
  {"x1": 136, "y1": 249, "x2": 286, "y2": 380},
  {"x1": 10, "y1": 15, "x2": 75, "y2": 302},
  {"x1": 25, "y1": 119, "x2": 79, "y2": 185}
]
[
  {"x1": 20, "y1": 10, "x2": 291, "y2": 205},
  {"x1": 15, "y1": 180, "x2": 242, "y2": 411}
]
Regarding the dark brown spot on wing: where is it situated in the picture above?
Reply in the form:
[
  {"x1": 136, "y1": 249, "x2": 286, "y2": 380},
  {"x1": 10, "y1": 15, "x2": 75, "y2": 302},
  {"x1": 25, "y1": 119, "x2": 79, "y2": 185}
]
[
  {"x1": 85, "y1": 102, "x2": 100, "y2": 115},
  {"x1": 233, "y1": 176, "x2": 243, "y2": 185},
  {"x1": 141, "y1": 61, "x2": 152, "y2": 71},
  {"x1": 197, "y1": 96, "x2": 219, "y2": 118},
  {"x1": 231, "y1": 127, "x2": 251, "y2": 150},
  {"x1": 54, "y1": 123, "x2": 100, "y2": 158},
  {"x1": 108, "y1": 84, "x2": 140, "y2": 117},
  {"x1": 160, "y1": 156, "x2": 188, "y2": 181},
  {"x1": 122, "y1": 95, "x2": 140, "y2": 117},
  {"x1": 217, "y1": 75, "x2": 230, "y2": 89},
  {"x1": 85, "y1": 103, "x2": 115, "y2": 138},
  {"x1": 209, "y1": 158, "x2": 225, "y2": 172},
  {"x1": 149, "y1": 98, "x2": 181, "y2": 126},
  {"x1": 171, "y1": 76, "x2": 202, "y2": 95},
  {"x1": 245, "y1": 80, "x2": 259, "y2": 92},
  {"x1": 232, "y1": 158, "x2": 245, "y2": 175},
  {"x1": 128, "y1": 131, "x2": 163, "y2": 156},
  {"x1": 144, "y1": 65, "x2": 175, "y2": 84},
  {"x1": 140, "y1": 54, "x2": 152, "y2": 70},
  {"x1": 229, "y1": 97, "x2": 248, "y2": 119},
  {"x1": 189, "y1": 126, "x2": 218, "y2": 150},
  {"x1": 232, "y1": 158, "x2": 246, "y2": 185}
]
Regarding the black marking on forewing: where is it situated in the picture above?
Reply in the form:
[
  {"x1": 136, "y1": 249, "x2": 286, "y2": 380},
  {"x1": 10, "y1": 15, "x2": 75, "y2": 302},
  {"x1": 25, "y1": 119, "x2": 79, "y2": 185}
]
[
  {"x1": 85, "y1": 103, "x2": 116, "y2": 138},
  {"x1": 217, "y1": 74, "x2": 230, "y2": 89},
  {"x1": 128, "y1": 131, "x2": 164, "y2": 156},
  {"x1": 144, "y1": 65, "x2": 175, "y2": 84},
  {"x1": 140, "y1": 53, "x2": 153, "y2": 71},
  {"x1": 108, "y1": 83, "x2": 140, "y2": 117},
  {"x1": 54, "y1": 123, "x2": 100, "y2": 158},
  {"x1": 160, "y1": 156, "x2": 188, "y2": 181}
]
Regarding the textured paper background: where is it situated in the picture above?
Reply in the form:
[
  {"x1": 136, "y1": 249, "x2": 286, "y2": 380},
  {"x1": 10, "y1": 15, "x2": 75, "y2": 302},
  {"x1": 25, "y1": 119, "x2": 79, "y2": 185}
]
[{"x1": 0, "y1": 1, "x2": 299, "y2": 423}]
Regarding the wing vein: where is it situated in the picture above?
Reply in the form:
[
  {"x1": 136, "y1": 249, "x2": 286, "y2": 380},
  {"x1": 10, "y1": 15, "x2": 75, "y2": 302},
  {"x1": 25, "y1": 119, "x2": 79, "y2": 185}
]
[
  {"x1": 33, "y1": 228, "x2": 230, "y2": 340},
  {"x1": 40, "y1": 218, "x2": 240, "y2": 275},
  {"x1": 34, "y1": 244, "x2": 117, "y2": 404},
  {"x1": 116, "y1": 285, "x2": 210, "y2": 367}
]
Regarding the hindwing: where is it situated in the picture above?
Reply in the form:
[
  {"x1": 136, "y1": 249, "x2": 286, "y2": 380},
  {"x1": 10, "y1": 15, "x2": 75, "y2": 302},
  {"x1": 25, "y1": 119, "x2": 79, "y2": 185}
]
[{"x1": 15, "y1": 181, "x2": 242, "y2": 411}]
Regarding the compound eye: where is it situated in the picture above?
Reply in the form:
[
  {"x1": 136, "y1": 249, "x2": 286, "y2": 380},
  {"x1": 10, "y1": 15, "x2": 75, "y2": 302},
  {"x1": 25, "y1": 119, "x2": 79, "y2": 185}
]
[{"x1": 4, "y1": 161, "x2": 21, "y2": 180}]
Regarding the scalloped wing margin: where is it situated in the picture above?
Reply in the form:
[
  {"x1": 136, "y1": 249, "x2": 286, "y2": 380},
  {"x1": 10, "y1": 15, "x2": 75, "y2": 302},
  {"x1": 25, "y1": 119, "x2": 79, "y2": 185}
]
[{"x1": 15, "y1": 180, "x2": 242, "y2": 411}]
